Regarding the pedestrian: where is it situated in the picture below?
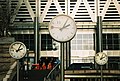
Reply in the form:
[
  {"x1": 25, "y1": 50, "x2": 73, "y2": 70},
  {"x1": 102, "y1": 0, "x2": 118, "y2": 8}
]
[{"x1": 23, "y1": 61, "x2": 28, "y2": 79}]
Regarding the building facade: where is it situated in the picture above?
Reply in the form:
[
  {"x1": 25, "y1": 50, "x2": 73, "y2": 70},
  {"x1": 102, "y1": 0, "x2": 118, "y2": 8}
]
[{"x1": 1, "y1": 0, "x2": 120, "y2": 76}]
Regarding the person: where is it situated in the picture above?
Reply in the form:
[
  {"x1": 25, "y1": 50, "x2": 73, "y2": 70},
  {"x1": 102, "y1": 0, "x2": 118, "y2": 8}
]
[
  {"x1": 23, "y1": 61, "x2": 28, "y2": 79},
  {"x1": 54, "y1": 59, "x2": 60, "y2": 66},
  {"x1": 27, "y1": 61, "x2": 32, "y2": 70},
  {"x1": 42, "y1": 62, "x2": 46, "y2": 70},
  {"x1": 38, "y1": 59, "x2": 42, "y2": 70},
  {"x1": 47, "y1": 62, "x2": 52, "y2": 70},
  {"x1": 45, "y1": 57, "x2": 49, "y2": 69},
  {"x1": 53, "y1": 59, "x2": 60, "y2": 70}
]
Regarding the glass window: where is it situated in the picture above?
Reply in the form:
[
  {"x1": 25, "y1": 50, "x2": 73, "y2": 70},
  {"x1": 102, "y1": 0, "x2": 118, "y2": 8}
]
[
  {"x1": 11, "y1": 34, "x2": 35, "y2": 51},
  {"x1": 71, "y1": 33, "x2": 94, "y2": 50},
  {"x1": 41, "y1": 34, "x2": 53, "y2": 51},
  {"x1": 103, "y1": 33, "x2": 120, "y2": 50},
  {"x1": 12, "y1": 34, "x2": 58, "y2": 51}
]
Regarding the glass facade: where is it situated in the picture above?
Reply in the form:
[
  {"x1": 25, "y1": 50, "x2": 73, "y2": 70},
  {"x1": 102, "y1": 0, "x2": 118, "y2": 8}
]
[
  {"x1": 1, "y1": 0, "x2": 120, "y2": 80},
  {"x1": 12, "y1": 33, "x2": 120, "y2": 51},
  {"x1": 41, "y1": 34, "x2": 53, "y2": 51},
  {"x1": 103, "y1": 33, "x2": 120, "y2": 50},
  {"x1": 12, "y1": 34, "x2": 57, "y2": 51},
  {"x1": 71, "y1": 33, "x2": 94, "y2": 50},
  {"x1": 11, "y1": 34, "x2": 34, "y2": 50}
]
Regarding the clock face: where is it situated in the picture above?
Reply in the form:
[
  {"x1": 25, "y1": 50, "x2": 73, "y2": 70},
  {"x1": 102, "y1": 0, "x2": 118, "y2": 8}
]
[
  {"x1": 9, "y1": 42, "x2": 27, "y2": 59},
  {"x1": 95, "y1": 52, "x2": 108, "y2": 65},
  {"x1": 48, "y1": 14, "x2": 77, "y2": 42}
]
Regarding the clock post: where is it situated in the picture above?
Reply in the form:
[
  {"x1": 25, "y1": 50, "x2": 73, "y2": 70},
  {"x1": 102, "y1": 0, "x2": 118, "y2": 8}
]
[
  {"x1": 95, "y1": 52, "x2": 108, "y2": 81},
  {"x1": 17, "y1": 60, "x2": 19, "y2": 81},
  {"x1": 9, "y1": 42, "x2": 27, "y2": 81},
  {"x1": 48, "y1": 14, "x2": 77, "y2": 81},
  {"x1": 60, "y1": 43, "x2": 65, "y2": 81},
  {"x1": 101, "y1": 65, "x2": 103, "y2": 81}
]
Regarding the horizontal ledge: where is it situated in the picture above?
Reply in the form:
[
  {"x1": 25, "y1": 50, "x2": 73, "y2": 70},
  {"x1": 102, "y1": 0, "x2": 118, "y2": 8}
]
[{"x1": 65, "y1": 75, "x2": 120, "y2": 79}]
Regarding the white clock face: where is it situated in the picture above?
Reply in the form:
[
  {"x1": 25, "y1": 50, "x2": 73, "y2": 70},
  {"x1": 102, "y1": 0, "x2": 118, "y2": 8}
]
[
  {"x1": 9, "y1": 42, "x2": 27, "y2": 59},
  {"x1": 48, "y1": 14, "x2": 77, "y2": 42},
  {"x1": 95, "y1": 52, "x2": 108, "y2": 65}
]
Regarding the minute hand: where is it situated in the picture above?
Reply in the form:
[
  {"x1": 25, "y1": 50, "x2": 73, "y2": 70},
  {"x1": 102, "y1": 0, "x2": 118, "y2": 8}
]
[
  {"x1": 16, "y1": 44, "x2": 22, "y2": 52},
  {"x1": 100, "y1": 54, "x2": 105, "y2": 60},
  {"x1": 60, "y1": 18, "x2": 69, "y2": 31}
]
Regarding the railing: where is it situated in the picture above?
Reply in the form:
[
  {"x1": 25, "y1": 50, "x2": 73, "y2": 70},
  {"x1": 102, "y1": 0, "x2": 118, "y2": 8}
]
[
  {"x1": 44, "y1": 61, "x2": 60, "y2": 81},
  {"x1": 3, "y1": 61, "x2": 17, "y2": 81}
]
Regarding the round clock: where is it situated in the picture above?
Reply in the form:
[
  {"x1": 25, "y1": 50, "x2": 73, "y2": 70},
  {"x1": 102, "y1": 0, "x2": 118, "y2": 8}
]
[
  {"x1": 95, "y1": 52, "x2": 108, "y2": 65},
  {"x1": 48, "y1": 14, "x2": 77, "y2": 42},
  {"x1": 9, "y1": 41, "x2": 27, "y2": 59}
]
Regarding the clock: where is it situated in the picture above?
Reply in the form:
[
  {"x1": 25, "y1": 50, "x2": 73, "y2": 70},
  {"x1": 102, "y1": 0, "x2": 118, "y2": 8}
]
[
  {"x1": 48, "y1": 14, "x2": 77, "y2": 42},
  {"x1": 9, "y1": 41, "x2": 27, "y2": 59},
  {"x1": 95, "y1": 52, "x2": 108, "y2": 65}
]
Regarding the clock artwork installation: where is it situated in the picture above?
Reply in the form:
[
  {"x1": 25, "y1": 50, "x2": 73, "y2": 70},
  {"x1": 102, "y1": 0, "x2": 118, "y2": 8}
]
[
  {"x1": 95, "y1": 52, "x2": 108, "y2": 65},
  {"x1": 9, "y1": 41, "x2": 27, "y2": 59},
  {"x1": 48, "y1": 14, "x2": 77, "y2": 42}
]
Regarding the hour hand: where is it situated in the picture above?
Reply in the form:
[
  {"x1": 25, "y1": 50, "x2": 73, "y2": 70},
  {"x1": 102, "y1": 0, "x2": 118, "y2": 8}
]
[
  {"x1": 16, "y1": 48, "x2": 23, "y2": 52},
  {"x1": 60, "y1": 24, "x2": 70, "y2": 31},
  {"x1": 51, "y1": 26, "x2": 60, "y2": 29},
  {"x1": 19, "y1": 48, "x2": 23, "y2": 51}
]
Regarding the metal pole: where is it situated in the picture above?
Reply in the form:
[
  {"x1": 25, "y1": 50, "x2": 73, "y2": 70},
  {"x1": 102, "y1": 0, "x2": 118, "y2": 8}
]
[
  {"x1": 96, "y1": 0, "x2": 103, "y2": 81},
  {"x1": 96, "y1": 16, "x2": 103, "y2": 53},
  {"x1": 17, "y1": 60, "x2": 19, "y2": 81},
  {"x1": 96, "y1": 16, "x2": 103, "y2": 81},
  {"x1": 101, "y1": 66, "x2": 103, "y2": 81},
  {"x1": 97, "y1": 16, "x2": 103, "y2": 81},
  {"x1": 60, "y1": 43, "x2": 64, "y2": 81},
  {"x1": 27, "y1": 49, "x2": 29, "y2": 71},
  {"x1": 34, "y1": 17, "x2": 39, "y2": 64},
  {"x1": 34, "y1": 0, "x2": 40, "y2": 64},
  {"x1": 66, "y1": 41, "x2": 71, "y2": 68}
]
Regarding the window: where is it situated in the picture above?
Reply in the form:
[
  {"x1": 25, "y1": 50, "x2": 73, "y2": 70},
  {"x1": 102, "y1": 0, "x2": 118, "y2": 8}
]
[
  {"x1": 41, "y1": 34, "x2": 53, "y2": 51},
  {"x1": 71, "y1": 33, "x2": 94, "y2": 50},
  {"x1": 103, "y1": 33, "x2": 120, "y2": 50},
  {"x1": 11, "y1": 34, "x2": 34, "y2": 51},
  {"x1": 11, "y1": 34, "x2": 58, "y2": 51}
]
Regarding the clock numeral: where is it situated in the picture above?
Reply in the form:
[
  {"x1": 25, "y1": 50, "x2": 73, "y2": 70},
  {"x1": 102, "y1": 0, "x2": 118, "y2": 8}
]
[
  {"x1": 20, "y1": 55, "x2": 23, "y2": 57},
  {"x1": 13, "y1": 55, "x2": 16, "y2": 58},
  {"x1": 67, "y1": 36, "x2": 69, "y2": 39},
  {"x1": 57, "y1": 21, "x2": 61, "y2": 24},
  {"x1": 51, "y1": 26, "x2": 54, "y2": 29}
]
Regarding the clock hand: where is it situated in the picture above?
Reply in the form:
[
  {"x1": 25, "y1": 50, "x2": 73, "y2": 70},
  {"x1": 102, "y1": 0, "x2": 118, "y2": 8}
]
[
  {"x1": 16, "y1": 48, "x2": 23, "y2": 52},
  {"x1": 16, "y1": 44, "x2": 22, "y2": 52},
  {"x1": 60, "y1": 18, "x2": 69, "y2": 31},
  {"x1": 51, "y1": 26, "x2": 60, "y2": 29},
  {"x1": 18, "y1": 48, "x2": 23, "y2": 51},
  {"x1": 64, "y1": 24, "x2": 70, "y2": 28},
  {"x1": 100, "y1": 55, "x2": 105, "y2": 60}
]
